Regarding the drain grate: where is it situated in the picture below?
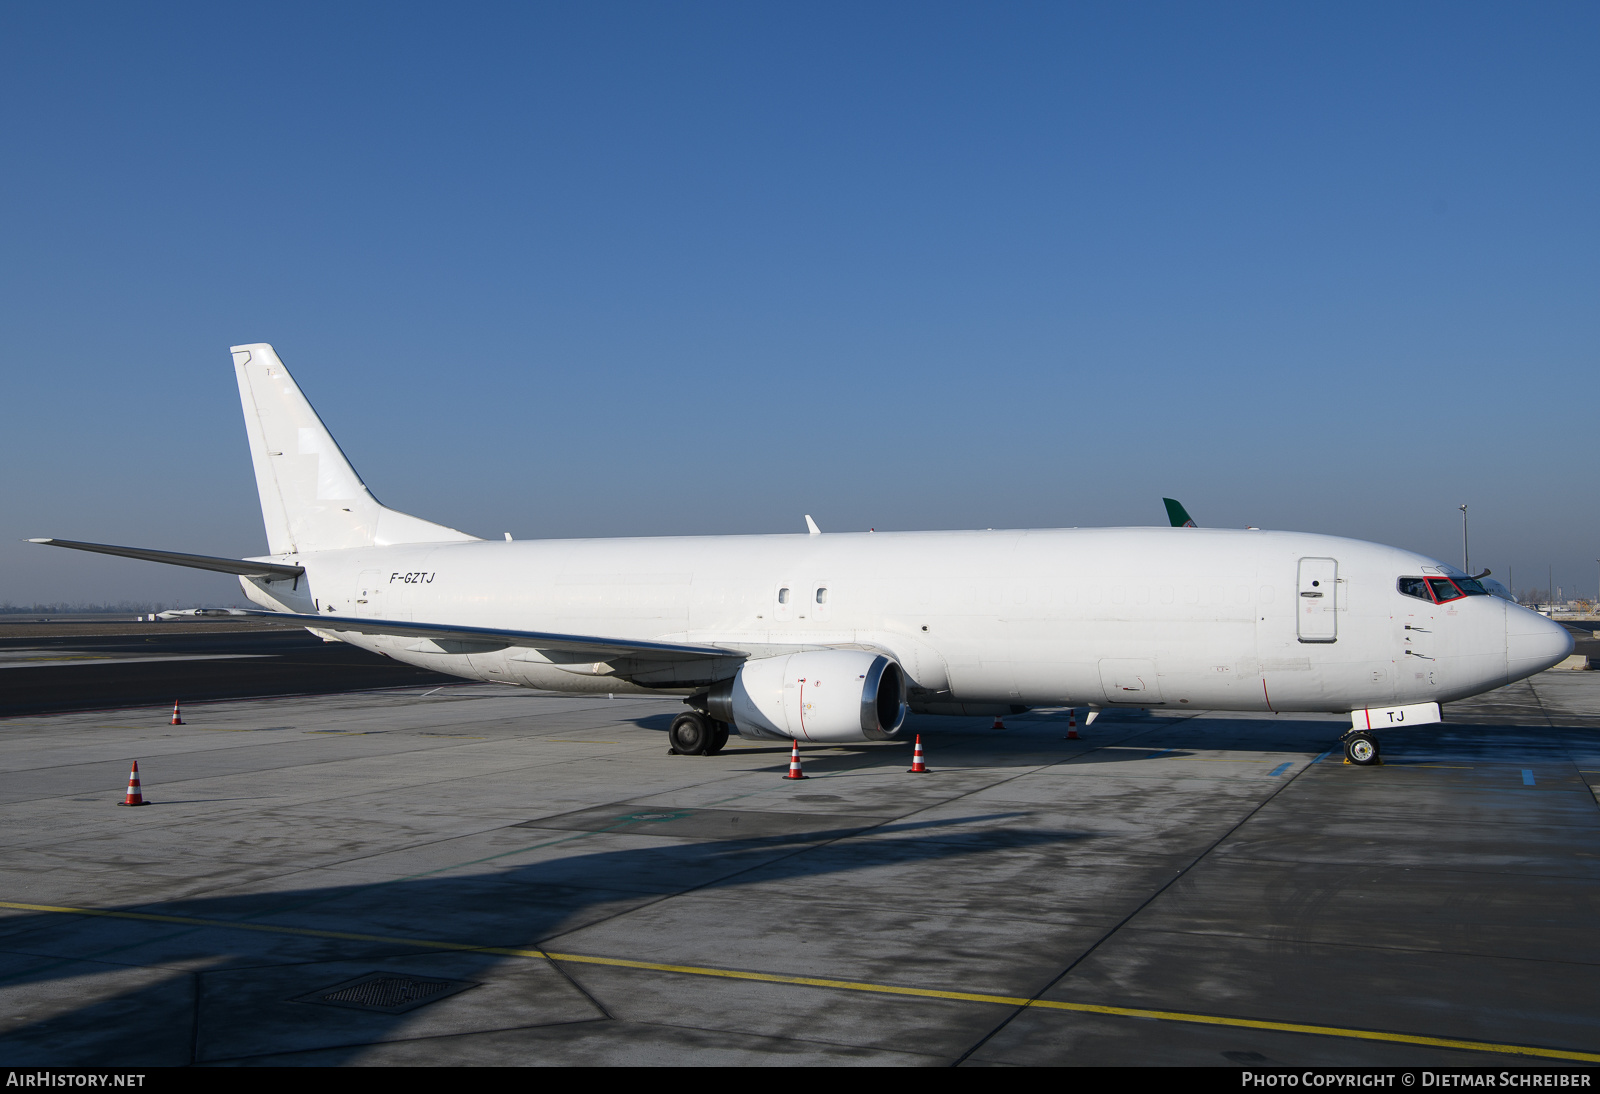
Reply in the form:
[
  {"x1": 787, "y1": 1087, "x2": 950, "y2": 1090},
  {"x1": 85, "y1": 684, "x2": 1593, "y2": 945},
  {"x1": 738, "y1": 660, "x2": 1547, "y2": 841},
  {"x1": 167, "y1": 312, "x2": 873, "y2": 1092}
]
[{"x1": 295, "y1": 972, "x2": 477, "y2": 1014}]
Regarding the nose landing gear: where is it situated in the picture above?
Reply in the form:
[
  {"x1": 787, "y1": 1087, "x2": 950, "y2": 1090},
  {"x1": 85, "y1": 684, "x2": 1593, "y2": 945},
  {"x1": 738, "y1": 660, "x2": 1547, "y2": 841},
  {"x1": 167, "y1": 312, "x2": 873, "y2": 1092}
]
[{"x1": 1342, "y1": 730, "x2": 1381, "y2": 766}]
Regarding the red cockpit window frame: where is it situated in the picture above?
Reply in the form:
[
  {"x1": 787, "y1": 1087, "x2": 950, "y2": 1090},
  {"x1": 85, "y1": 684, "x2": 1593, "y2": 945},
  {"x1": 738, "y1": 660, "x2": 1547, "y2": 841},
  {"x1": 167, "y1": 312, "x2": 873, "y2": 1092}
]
[{"x1": 1427, "y1": 577, "x2": 1467, "y2": 603}]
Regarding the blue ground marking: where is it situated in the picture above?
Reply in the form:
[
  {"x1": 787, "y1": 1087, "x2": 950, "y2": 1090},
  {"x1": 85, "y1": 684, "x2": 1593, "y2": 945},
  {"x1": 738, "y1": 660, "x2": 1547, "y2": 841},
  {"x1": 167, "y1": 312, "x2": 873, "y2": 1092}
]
[
  {"x1": 1268, "y1": 762, "x2": 1292, "y2": 777},
  {"x1": 1311, "y1": 749, "x2": 1332, "y2": 764},
  {"x1": 1146, "y1": 748, "x2": 1175, "y2": 758},
  {"x1": 1523, "y1": 769, "x2": 1536, "y2": 786}
]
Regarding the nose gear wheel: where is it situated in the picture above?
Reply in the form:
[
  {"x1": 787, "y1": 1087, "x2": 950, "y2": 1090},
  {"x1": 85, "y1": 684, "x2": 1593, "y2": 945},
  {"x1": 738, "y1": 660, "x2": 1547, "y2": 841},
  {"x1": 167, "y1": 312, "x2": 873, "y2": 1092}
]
[{"x1": 1344, "y1": 731, "x2": 1380, "y2": 766}]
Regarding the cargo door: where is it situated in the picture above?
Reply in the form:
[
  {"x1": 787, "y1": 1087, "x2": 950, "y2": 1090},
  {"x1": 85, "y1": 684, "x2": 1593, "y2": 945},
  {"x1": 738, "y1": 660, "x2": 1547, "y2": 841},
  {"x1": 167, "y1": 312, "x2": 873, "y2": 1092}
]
[{"x1": 1297, "y1": 557, "x2": 1338, "y2": 643}]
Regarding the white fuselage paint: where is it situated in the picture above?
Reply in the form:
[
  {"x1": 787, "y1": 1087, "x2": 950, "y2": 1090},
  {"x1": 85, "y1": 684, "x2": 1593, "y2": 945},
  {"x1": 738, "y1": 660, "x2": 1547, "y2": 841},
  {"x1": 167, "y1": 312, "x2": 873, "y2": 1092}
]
[{"x1": 239, "y1": 526, "x2": 1571, "y2": 714}]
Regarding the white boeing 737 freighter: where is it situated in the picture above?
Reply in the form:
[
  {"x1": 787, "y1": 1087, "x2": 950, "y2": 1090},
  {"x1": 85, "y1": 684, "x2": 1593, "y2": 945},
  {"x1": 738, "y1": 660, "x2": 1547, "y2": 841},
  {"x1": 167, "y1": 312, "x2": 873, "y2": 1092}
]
[{"x1": 33, "y1": 344, "x2": 1573, "y2": 765}]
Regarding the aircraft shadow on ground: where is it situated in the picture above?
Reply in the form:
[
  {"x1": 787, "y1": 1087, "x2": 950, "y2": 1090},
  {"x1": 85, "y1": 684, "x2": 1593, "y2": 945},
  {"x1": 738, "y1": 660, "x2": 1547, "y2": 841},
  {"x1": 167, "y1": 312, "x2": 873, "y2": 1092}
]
[
  {"x1": 621, "y1": 711, "x2": 1359, "y2": 769},
  {"x1": 0, "y1": 812, "x2": 1092, "y2": 1065}
]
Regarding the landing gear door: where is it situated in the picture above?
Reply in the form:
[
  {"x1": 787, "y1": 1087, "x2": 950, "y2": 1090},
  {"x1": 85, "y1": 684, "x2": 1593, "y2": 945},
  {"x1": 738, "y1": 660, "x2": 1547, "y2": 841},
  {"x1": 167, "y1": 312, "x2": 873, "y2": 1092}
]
[
  {"x1": 1098, "y1": 658, "x2": 1164, "y2": 704},
  {"x1": 1297, "y1": 557, "x2": 1338, "y2": 643}
]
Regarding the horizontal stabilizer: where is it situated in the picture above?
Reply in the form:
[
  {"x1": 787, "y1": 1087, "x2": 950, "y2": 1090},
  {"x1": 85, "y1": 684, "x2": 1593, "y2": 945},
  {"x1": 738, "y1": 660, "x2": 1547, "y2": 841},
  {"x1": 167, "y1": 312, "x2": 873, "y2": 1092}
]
[
  {"x1": 233, "y1": 610, "x2": 740, "y2": 660},
  {"x1": 28, "y1": 538, "x2": 305, "y2": 580}
]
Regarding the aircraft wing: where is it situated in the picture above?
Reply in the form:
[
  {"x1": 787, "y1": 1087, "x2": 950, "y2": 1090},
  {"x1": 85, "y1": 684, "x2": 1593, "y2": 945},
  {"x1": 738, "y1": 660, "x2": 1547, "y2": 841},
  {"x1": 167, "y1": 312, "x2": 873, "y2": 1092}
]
[
  {"x1": 233, "y1": 610, "x2": 741, "y2": 661},
  {"x1": 28, "y1": 538, "x2": 305, "y2": 579}
]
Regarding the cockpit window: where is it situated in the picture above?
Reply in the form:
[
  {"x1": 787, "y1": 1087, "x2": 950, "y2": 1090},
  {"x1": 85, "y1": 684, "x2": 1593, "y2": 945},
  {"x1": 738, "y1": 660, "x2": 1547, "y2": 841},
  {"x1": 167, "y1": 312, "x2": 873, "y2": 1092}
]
[
  {"x1": 1400, "y1": 575, "x2": 1490, "y2": 604},
  {"x1": 1398, "y1": 577, "x2": 1431, "y2": 601}
]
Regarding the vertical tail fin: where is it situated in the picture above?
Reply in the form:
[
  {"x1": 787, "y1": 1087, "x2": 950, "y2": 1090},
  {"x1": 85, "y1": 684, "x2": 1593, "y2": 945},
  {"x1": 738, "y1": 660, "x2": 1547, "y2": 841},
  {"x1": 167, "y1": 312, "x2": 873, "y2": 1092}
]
[
  {"x1": 232, "y1": 343, "x2": 478, "y2": 554},
  {"x1": 1162, "y1": 498, "x2": 1198, "y2": 528}
]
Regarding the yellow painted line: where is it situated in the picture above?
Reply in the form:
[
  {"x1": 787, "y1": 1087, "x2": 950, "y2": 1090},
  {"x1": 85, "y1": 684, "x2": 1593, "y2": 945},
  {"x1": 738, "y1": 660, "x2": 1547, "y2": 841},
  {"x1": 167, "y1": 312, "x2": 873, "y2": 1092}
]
[
  {"x1": 1, "y1": 902, "x2": 1596, "y2": 1062},
  {"x1": 544, "y1": 952, "x2": 1600, "y2": 1063}
]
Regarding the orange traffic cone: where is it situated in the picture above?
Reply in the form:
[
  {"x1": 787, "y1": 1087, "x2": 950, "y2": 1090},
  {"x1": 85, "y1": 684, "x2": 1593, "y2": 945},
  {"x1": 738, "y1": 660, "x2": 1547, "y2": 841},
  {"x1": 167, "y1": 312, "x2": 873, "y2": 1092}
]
[
  {"x1": 783, "y1": 740, "x2": 807, "y2": 780},
  {"x1": 169, "y1": 701, "x2": 184, "y2": 726},
  {"x1": 118, "y1": 761, "x2": 148, "y2": 806},
  {"x1": 907, "y1": 735, "x2": 929, "y2": 773},
  {"x1": 992, "y1": 716, "x2": 1005, "y2": 730},
  {"x1": 1066, "y1": 709, "x2": 1080, "y2": 740}
]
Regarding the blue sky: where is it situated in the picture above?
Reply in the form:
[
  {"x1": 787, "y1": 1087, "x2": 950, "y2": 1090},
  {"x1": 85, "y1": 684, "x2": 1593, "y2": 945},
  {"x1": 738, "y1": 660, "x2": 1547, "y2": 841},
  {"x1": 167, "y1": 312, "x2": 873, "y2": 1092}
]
[{"x1": 3, "y1": 2, "x2": 1596, "y2": 605}]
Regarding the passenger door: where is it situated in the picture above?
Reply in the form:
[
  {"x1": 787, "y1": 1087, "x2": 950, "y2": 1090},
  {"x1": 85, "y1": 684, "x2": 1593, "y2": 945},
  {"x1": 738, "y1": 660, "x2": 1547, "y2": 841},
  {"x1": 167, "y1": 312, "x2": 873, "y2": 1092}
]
[{"x1": 1297, "y1": 557, "x2": 1338, "y2": 643}]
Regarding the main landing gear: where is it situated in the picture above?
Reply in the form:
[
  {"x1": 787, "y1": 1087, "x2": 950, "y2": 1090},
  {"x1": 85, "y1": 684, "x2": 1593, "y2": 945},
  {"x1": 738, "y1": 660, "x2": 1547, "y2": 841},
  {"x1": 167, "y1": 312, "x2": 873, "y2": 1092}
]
[
  {"x1": 668, "y1": 711, "x2": 730, "y2": 756},
  {"x1": 1342, "y1": 730, "x2": 1381, "y2": 766}
]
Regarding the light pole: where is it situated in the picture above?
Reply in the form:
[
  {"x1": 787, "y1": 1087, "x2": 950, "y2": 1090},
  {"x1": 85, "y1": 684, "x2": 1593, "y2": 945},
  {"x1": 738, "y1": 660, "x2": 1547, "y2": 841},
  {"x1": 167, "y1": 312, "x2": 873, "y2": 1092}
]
[{"x1": 1459, "y1": 504, "x2": 1469, "y2": 574}]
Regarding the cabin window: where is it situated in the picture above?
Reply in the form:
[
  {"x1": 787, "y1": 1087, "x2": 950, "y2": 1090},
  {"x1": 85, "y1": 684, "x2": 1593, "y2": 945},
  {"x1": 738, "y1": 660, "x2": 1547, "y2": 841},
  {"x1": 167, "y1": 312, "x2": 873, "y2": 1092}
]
[
  {"x1": 815, "y1": 588, "x2": 828, "y2": 604},
  {"x1": 1398, "y1": 577, "x2": 1432, "y2": 602},
  {"x1": 777, "y1": 588, "x2": 790, "y2": 605}
]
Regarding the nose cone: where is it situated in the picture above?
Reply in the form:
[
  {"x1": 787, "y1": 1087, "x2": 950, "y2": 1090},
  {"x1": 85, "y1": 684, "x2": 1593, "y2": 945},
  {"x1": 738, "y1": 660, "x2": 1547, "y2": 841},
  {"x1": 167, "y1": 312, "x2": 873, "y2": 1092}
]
[{"x1": 1506, "y1": 608, "x2": 1575, "y2": 682}]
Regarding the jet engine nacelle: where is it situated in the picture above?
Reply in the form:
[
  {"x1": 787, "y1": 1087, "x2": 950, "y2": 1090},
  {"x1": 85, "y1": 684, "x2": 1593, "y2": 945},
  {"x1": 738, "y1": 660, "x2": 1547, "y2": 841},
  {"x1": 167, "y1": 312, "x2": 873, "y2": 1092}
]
[{"x1": 706, "y1": 649, "x2": 907, "y2": 743}]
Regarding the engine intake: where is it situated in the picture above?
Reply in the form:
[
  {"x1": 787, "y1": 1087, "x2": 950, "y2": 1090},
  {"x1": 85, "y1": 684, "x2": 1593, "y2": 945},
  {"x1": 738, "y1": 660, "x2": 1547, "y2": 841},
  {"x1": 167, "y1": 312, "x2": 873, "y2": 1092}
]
[{"x1": 706, "y1": 650, "x2": 907, "y2": 742}]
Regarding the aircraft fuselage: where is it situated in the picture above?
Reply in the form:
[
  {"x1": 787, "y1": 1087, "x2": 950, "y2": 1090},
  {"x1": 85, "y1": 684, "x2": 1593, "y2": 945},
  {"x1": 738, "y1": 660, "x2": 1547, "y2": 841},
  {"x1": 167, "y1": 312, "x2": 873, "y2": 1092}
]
[{"x1": 241, "y1": 525, "x2": 1568, "y2": 714}]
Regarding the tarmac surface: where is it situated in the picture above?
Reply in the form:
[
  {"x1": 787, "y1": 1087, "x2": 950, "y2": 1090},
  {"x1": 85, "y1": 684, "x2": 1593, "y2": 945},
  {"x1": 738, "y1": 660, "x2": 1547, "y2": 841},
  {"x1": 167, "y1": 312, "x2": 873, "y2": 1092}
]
[
  {"x1": 2, "y1": 661, "x2": 1599, "y2": 1066},
  {"x1": 1565, "y1": 622, "x2": 1600, "y2": 666},
  {"x1": 0, "y1": 621, "x2": 453, "y2": 715}
]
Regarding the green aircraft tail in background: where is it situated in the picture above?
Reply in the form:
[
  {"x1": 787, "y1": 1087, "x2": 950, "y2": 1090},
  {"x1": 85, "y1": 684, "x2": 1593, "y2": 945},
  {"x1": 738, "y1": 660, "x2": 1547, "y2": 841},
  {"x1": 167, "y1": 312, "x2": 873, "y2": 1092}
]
[{"x1": 1163, "y1": 498, "x2": 1197, "y2": 528}]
